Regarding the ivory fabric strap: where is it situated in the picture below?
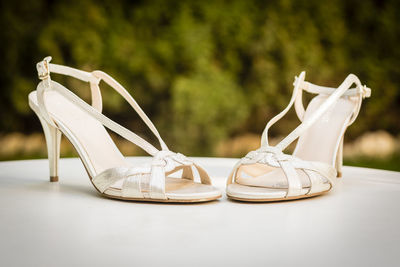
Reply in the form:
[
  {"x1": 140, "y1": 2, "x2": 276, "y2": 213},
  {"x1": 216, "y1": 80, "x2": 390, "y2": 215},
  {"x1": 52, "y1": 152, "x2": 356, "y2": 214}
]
[
  {"x1": 37, "y1": 58, "x2": 168, "y2": 152},
  {"x1": 262, "y1": 72, "x2": 370, "y2": 151},
  {"x1": 92, "y1": 71, "x2": 169, "y2": 151}
]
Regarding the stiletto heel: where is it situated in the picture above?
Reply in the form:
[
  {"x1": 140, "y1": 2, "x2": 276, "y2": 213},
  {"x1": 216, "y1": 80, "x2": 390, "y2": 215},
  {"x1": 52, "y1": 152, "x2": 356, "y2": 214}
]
[
  {"x1": 29, "y1": 97, "x2": 62, "y2": 182},
  {"x1": 227, "y1": 71, "x2": 370, "y2": 201},
  {"x1": 335, "y1": 137, "x2": 343, "y2": 178},
  {"x1": 28, "y1": 57, "x2": 221, "y2": 202},
  {"x1": 38, "y1": 115, "x2": 61, "y2": 182}
]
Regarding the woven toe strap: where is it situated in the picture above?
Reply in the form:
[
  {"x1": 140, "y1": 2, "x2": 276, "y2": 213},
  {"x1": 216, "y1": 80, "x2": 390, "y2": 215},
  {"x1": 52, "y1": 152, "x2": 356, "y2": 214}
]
[
  {"x1": 228, "y1": 145, "x2": 336, "y2": 197},
  {"x1": 92, "y1": 151, "x2": 211, "y2": 199}
]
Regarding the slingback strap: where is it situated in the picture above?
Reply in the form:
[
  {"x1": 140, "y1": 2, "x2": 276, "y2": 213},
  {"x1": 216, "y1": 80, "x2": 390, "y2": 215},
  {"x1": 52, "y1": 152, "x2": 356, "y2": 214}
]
[
  {"x1": 36, "y1": 57, "x2": 168, "y2": 151},
  {"x1": 36, "y1": 56, "x2": 159, "y2": 156},
  {"x1": 276, "y1": 73, "x2": 369, "y2": 151},
  {"x1": 37, "y1": 57, "x2": 103, "y2": 113},
  {"x1": 294, "y1": 77, "x2": 371, "y2": 99},
  {"x1": 37, "y1": 57, "x2": 100, "y2": 83},
  {"x1": 261, "y1": 72, "x2": 371, "y2": 150},
  {"x1": 294, "y1": 74, "x2": 370, "y2": 123}
]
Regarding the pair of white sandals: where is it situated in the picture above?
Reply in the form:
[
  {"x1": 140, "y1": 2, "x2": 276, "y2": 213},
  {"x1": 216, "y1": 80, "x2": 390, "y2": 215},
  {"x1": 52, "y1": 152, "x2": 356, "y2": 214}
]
[{"x1": 29, "y1": 57, "x2": 371, "y2": 203}]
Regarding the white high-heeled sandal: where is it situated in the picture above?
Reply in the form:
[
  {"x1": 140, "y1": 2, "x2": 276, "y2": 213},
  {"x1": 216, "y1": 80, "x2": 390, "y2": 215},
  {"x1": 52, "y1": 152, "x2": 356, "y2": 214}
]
[
  {"x1": 29, "y1": 57, "x2": 221, "y2": 202},
  {"x1": 227, "y1": 71, "x2": 371, "y2": 201}
]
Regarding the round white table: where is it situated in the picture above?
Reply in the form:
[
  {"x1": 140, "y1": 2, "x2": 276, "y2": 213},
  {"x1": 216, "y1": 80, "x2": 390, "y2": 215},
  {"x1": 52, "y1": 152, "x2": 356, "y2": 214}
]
[{"x1": 0, "y1": 157, "x2": 399, "y2": 266}]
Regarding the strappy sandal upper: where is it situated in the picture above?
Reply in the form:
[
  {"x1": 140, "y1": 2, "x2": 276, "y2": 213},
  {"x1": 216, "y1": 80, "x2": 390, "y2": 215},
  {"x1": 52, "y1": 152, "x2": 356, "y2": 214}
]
[
  {"x1": 227, "y1": 71, "x2": 371, "y2": 201},
  {"x1": 30, "y1": 57, "x2": 221, "y2": 202}
]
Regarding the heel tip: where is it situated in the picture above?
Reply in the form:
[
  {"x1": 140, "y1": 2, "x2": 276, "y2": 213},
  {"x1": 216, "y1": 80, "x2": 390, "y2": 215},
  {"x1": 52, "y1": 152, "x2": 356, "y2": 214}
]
[
  {"x1": 50, "y1": 176, "x2": 59, "y2": 182},
  {"x1": 337, "y1": 172, "x2": 342, "y2": 178}
]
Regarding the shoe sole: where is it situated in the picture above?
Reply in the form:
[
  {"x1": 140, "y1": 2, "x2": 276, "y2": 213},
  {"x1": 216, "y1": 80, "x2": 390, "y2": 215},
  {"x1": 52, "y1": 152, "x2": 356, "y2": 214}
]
[{"x1": 226, "y1": 189, "x2": 329, "y2": 202}]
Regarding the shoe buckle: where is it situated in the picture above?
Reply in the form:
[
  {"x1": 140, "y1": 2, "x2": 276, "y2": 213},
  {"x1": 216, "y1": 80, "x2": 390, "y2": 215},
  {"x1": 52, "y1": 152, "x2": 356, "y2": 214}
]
[
  {"x1": 359, "y1": 84, "x2": 371, "y2": 99},
  {"x1": 37, "y1": 56, "x2": 52, "y2": 80}
]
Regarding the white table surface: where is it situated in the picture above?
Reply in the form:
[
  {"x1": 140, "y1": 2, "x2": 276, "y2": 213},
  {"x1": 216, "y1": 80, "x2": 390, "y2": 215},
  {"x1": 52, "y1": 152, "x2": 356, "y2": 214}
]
[{"x1": 0, "y1": 157, "x2": 399, "y2": 267}]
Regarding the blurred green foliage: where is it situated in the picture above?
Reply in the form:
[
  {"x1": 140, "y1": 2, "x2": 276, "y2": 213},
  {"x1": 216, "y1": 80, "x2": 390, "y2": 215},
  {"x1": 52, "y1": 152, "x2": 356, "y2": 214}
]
[
  {"x1": 344, "y1": 153, "x2": 400, "y2": 172},
  {"x1": 0, "y1": 0, "x2": 399, "y2": 156}
]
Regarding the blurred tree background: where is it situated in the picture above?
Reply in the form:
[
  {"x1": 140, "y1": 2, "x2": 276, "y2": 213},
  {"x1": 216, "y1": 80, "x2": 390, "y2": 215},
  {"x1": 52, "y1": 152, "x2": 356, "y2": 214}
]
[{"x1": 0, "y1": 0, "x2": 399, "y2": 170}]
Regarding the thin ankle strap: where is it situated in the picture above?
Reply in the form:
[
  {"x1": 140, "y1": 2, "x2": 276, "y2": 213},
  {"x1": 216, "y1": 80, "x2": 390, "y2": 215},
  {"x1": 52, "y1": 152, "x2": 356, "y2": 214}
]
[
  {"x1": 37, "y1": 56, "x2": 103, "y2": 113},
  {"x1": 37, "y1": 56, "x2": 100, "y2": 83},
  {"x1": 295, "y1": 78, "x2": 371, "y2": 98},
  {"x1": 35, "y1": 56, "x2": 168, "y2": 154},
  {"x1": 294, "y1": 74, "x2": 371, "y2": 122},
  {"x1": 261, "y1": 71, "x2": 371, "y2": 150}
]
